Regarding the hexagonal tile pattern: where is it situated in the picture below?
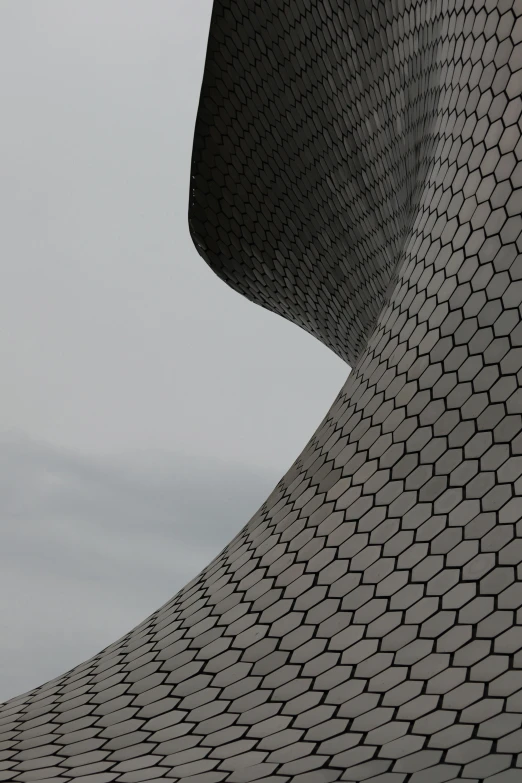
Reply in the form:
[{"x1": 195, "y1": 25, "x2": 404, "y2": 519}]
[{"x1": 3, "y1": 0, "x2": 522, "y2": 780}]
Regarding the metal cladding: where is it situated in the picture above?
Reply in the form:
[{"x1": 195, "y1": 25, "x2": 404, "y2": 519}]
[{"x1": 3, "y1": 0, "x2": 522, "y2": 781}]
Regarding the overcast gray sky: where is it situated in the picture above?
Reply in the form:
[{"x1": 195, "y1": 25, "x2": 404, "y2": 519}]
[{"x1": 0, "y1": 2, "x2": 347, "y2": 702}]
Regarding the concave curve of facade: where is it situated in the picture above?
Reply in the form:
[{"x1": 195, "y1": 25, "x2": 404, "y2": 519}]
[{"x1": 3, "y1": 1, "x2": 522, "y2": 782}]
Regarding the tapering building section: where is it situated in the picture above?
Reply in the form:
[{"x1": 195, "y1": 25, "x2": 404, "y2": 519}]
[{"x1": 3, "y1": 1, "x2": 522, "y2": 781}]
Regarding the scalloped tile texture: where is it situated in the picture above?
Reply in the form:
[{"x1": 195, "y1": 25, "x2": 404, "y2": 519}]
[{"x1": 3, "y1": 0, "x2": 522, "y2": 780}]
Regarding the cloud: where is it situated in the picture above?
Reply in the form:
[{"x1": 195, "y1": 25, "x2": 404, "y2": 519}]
[
  {"x1": 0, "y1": 0, "x2": 348, "y2": 706},
  {"x1": 0, "y1": 433, "x2": 279, "y2": 702}
]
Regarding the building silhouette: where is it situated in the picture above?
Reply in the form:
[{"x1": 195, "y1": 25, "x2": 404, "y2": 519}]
[{"x1": 3, "y1": 1, "x2": 522, "y2": 781}]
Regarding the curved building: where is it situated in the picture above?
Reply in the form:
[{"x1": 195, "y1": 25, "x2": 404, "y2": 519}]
[{"x1": 3, "y1": 1, "x2": 522, "y2": 781}]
